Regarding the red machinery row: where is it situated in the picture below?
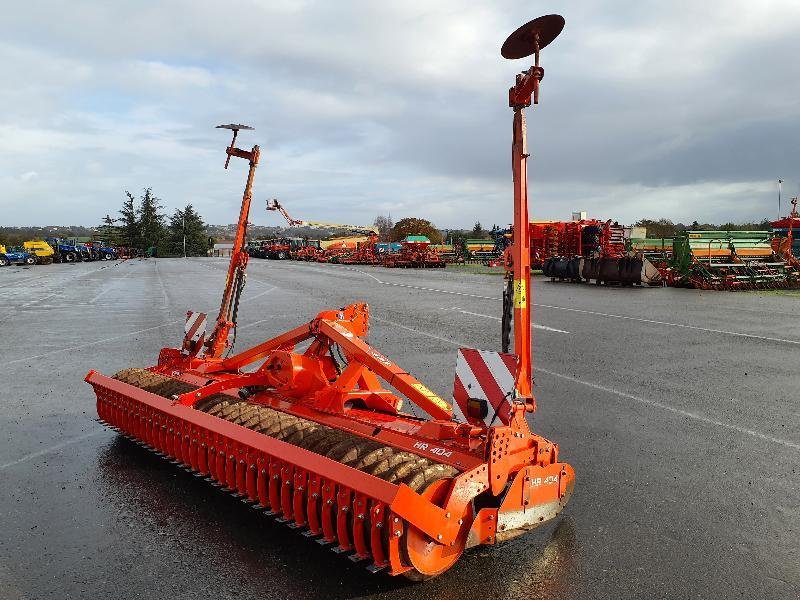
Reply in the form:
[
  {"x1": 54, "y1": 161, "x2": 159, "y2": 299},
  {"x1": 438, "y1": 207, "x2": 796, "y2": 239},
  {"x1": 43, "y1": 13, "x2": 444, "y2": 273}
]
[
  {"x1": 257, "y1": 200, "x2": 445, "y2": 268},
  {"x1": 494, "y1": 219, "x2": 662, "y2": 286}
]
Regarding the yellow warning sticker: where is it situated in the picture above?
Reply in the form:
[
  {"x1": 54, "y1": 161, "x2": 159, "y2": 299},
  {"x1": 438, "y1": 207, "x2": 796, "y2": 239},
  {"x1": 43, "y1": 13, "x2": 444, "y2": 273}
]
[
  {"x1": 412, "y1": 383, "x2": 450, "y2": 412},
  {"x1": 513, "y1": 278, "x2": 527, "y2": 309}
]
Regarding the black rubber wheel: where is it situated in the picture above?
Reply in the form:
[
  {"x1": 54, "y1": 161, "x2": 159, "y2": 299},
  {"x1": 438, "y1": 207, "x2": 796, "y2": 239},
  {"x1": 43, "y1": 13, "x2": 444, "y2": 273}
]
[
  {"x1": 24, "y1": 256, "x2": 36, "y2": 265},
  {"x1": 0, "y1": 257, "x2": 9, "y2": 267},
  {"x1": 63, "y1": 252, "x2": 76, "y2": 262}
]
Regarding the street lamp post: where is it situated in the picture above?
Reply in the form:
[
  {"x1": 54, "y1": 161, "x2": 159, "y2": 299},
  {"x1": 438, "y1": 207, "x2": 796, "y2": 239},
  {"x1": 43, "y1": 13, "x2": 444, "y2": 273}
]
[
  {"x1": 778, "y1": 179, "x2": 783, "y2": 219},
  {"x1": 182, "y1": 212, "x2": 187, "y2": 258}
]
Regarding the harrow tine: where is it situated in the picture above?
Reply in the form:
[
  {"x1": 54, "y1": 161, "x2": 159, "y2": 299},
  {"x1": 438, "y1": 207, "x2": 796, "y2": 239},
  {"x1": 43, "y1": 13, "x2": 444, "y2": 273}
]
[
  {"x1": 348, "y1": 553, "x2": 368, "y2": 563},
  {"x1": 366, "y1": 563, "x2": 389, "y2": 574}
]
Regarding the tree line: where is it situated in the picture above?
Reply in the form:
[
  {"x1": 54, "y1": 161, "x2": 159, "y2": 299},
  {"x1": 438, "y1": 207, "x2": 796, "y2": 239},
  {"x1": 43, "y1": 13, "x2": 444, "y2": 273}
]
[
  {"x1": 371, "y1": 215, "x2": 778, "y2": 246},
  {"x1": 372, "y1": 216, "x2": 504, "y2": 245},
  {"x1": 102, "y1": 188, "x2": 211, "y2": 256},
  {"x1": 634, "y1": 218, "x2": 773, "y2": 238},
  {"x1": 373, "y1": 215, "x2": 444, "y2": 243}
]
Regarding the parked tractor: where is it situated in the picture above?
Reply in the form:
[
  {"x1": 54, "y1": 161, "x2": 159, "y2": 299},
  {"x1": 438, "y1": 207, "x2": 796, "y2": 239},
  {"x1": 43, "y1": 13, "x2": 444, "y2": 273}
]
[
  {"x1": 263, "y1": 237, "x2": 305, "y2": 259},
  {"x1": 246, "y1": 240, "x2": 268, "y2": 259},
  {"x1": 85, "y1": 240, "x2": 118, "y2": 261},
  {"x1": 45, "y1": 238, "x2": 83, "y2": 263},
  {"x1": 0, "y1": 245, "x2": 37, "y2": 267}
]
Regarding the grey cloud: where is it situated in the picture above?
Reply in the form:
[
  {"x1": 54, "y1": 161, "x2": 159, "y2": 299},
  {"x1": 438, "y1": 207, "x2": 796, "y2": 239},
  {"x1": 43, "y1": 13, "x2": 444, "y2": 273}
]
[{"x1": 1, "y1": 1, "x2": 798, "y2": 227}]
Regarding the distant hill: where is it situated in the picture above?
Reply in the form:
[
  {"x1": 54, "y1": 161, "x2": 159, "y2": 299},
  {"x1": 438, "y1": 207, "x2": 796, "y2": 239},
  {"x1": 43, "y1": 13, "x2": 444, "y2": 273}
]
[{"x1": 0, "y1": 225, "x2": 98, "y2": 245}]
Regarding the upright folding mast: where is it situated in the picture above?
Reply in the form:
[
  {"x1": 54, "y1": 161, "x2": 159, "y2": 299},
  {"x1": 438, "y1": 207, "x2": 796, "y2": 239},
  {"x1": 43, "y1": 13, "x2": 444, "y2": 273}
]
[
  {"x1": 502, "y1": 15, "x2": 565, "y2": 404},
  {"x1": 205, "y1": 124, "x2": 259, "y2": 359}
]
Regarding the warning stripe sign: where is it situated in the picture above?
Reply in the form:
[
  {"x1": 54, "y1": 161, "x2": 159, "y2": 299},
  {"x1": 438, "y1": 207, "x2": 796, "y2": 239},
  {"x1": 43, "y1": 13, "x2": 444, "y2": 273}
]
[
  {"x1": 182, "y1": 311, "x2": 207, "y2": 355},
  {"x1": 452, "y1": 348, "x2": 518, "y2": 427}
]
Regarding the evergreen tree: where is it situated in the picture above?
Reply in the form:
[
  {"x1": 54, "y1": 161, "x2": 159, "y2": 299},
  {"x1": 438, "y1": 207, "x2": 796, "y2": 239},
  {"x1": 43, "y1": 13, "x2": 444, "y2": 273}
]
[
  {"x1": 472, "y1": 221, "x2": 485, "y2": 238},
  {"x1": 119, "y1": 192, "x2": 140, "y2": 249},
  {"x1": 168, "y1": 204, "x2": 208, "y2": 256},
  {"x1": 99, "y1": 214, "x2": 120, "y2": 245},
  {"x1": 137, "y1": 187, "x2": 166, "y2": 255}
]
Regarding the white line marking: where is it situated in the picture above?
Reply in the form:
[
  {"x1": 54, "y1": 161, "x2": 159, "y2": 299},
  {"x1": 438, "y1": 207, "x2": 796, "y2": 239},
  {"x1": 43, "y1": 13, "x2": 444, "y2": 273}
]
[
  {"x1": 22, "y1": 291, "x2": 60, "y2": 307},
  {"x1": 241, "y1": 286, "x2": 279, "y2": 303},
  {"x1": 345, "y1": 267, "x2": 384, "y2": 283},
  {"x1": 533, "y1": 303, "x2": 800, "y2": 346},
  {"x1": 372, "y1": 315, "x2": 461, "y2": 347},
  {"x1": 326, "y1": 266, "x2": 497, "y2": 299},
  {"x1": 452, "y1": 308, "x2": 570, "y2": 334},
  {"x1": 193, "y1": 259, "x2": 280, "y2": 289},
  {"x1": 0, "y1": 429, "x2": 107, "y2": 470},
  {"x1": 341, "y1": 270, "x2": 799, "y2": 346},
  {"x1": 89, "y1": 267, "x2": 136, "y2": 303},
  {"x1": 0, "y1": 272, "x2": 55, "y2": 290},
  {"x1": 237, "y1": 318, "x2": 279, "y2": 331},
  {"x1": 6, "y1": 318, "x2": 184, "y2": 366},
  {"x1": 153, "y1": 261, "x2": 170, "y2": 308},
  {"x1": 536, "y1": 367, "x2": 800, "y2": 452},
  {"x1": 381, "y1": 280, "x2": 495, "y2": 300},
  {"x1": 372, "y1": 315, "x2": 800, "y2": 452}
]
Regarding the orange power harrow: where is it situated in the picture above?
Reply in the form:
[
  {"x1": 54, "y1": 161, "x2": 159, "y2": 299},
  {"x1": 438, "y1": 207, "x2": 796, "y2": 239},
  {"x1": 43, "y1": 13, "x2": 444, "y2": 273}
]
[{"x1": 85, "y1": 16, "x2": 574, "y2": 581}]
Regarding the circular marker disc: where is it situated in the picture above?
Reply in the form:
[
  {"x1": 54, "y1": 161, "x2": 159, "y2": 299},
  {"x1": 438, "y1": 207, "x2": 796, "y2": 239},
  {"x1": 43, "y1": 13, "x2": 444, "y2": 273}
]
[
  {"x1": 501, "y1": 14, "x2": 565, "y2": 59},
  {"x1": 216, "y1": 123, "x2": 255, "y2": 131}
]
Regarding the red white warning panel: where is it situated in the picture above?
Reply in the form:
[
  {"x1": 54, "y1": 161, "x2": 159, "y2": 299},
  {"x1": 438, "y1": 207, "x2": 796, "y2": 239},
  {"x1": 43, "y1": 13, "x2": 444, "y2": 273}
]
[
  {"x1": 182, "y1": 311, "x2": 207, "y2": 355},
  {"x1": 452, "y1": 348, "x2": 518, "y2": 427}
]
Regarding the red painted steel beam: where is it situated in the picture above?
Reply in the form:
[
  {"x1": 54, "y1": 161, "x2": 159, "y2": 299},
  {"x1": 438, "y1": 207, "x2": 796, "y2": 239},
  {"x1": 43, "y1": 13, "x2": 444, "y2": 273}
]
[{"x1": 318, "y1": 320, "x2": 454, "y2": 421}]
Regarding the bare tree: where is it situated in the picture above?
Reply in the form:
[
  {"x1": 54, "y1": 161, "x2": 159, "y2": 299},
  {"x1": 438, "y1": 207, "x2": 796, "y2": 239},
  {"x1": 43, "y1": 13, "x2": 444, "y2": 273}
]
[{"x1": 374, "y1": 214, "x2": 394, "y2": 242}]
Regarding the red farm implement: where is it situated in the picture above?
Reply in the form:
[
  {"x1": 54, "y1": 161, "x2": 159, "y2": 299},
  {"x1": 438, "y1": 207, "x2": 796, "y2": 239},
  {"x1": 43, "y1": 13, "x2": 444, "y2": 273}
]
[
  {"x1": 531, "y1": 218, "x2": 661, "y2": 286},
  {"x1": 266, "y1": 198, "x2": 382, "y2": 265},
  {"x1": 86, "y1": 18, "x2": 574, "y2": 580},
  {"x1": 383, "y1": 237, "x2": 446, "y2": 268}
]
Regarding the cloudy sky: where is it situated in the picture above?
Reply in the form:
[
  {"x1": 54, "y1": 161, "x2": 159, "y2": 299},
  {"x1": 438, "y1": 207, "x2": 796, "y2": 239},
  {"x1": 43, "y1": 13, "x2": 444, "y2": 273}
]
[{"x1": 2, "y1": 1, "x2": 799, "y2": 228}]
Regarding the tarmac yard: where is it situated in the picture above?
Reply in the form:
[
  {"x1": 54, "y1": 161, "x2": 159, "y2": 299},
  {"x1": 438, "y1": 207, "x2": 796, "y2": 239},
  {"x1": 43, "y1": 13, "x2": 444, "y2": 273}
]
[{"x1": 1, "y1": 258, "x2": 798, "y2": 599}]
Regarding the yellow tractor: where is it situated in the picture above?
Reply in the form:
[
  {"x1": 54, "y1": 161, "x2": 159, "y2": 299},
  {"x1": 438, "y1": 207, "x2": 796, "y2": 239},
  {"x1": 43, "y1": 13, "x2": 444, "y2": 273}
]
[{"x1": 22, "y1": 240, "x2": 55, "y2": 265}]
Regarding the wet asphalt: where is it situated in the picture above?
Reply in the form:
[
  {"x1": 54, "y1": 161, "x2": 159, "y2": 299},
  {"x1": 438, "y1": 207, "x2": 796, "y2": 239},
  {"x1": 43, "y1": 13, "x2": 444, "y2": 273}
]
[{"x1": 0, "y1": 258, "x2": 798, "y2": 600}]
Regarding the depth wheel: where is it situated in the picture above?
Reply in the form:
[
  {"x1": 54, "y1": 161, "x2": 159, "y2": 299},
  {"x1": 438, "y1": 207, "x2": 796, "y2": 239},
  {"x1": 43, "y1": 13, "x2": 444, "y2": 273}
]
[{"x1": 400, "y1": 478, "x2": 473, "y2": 581}]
